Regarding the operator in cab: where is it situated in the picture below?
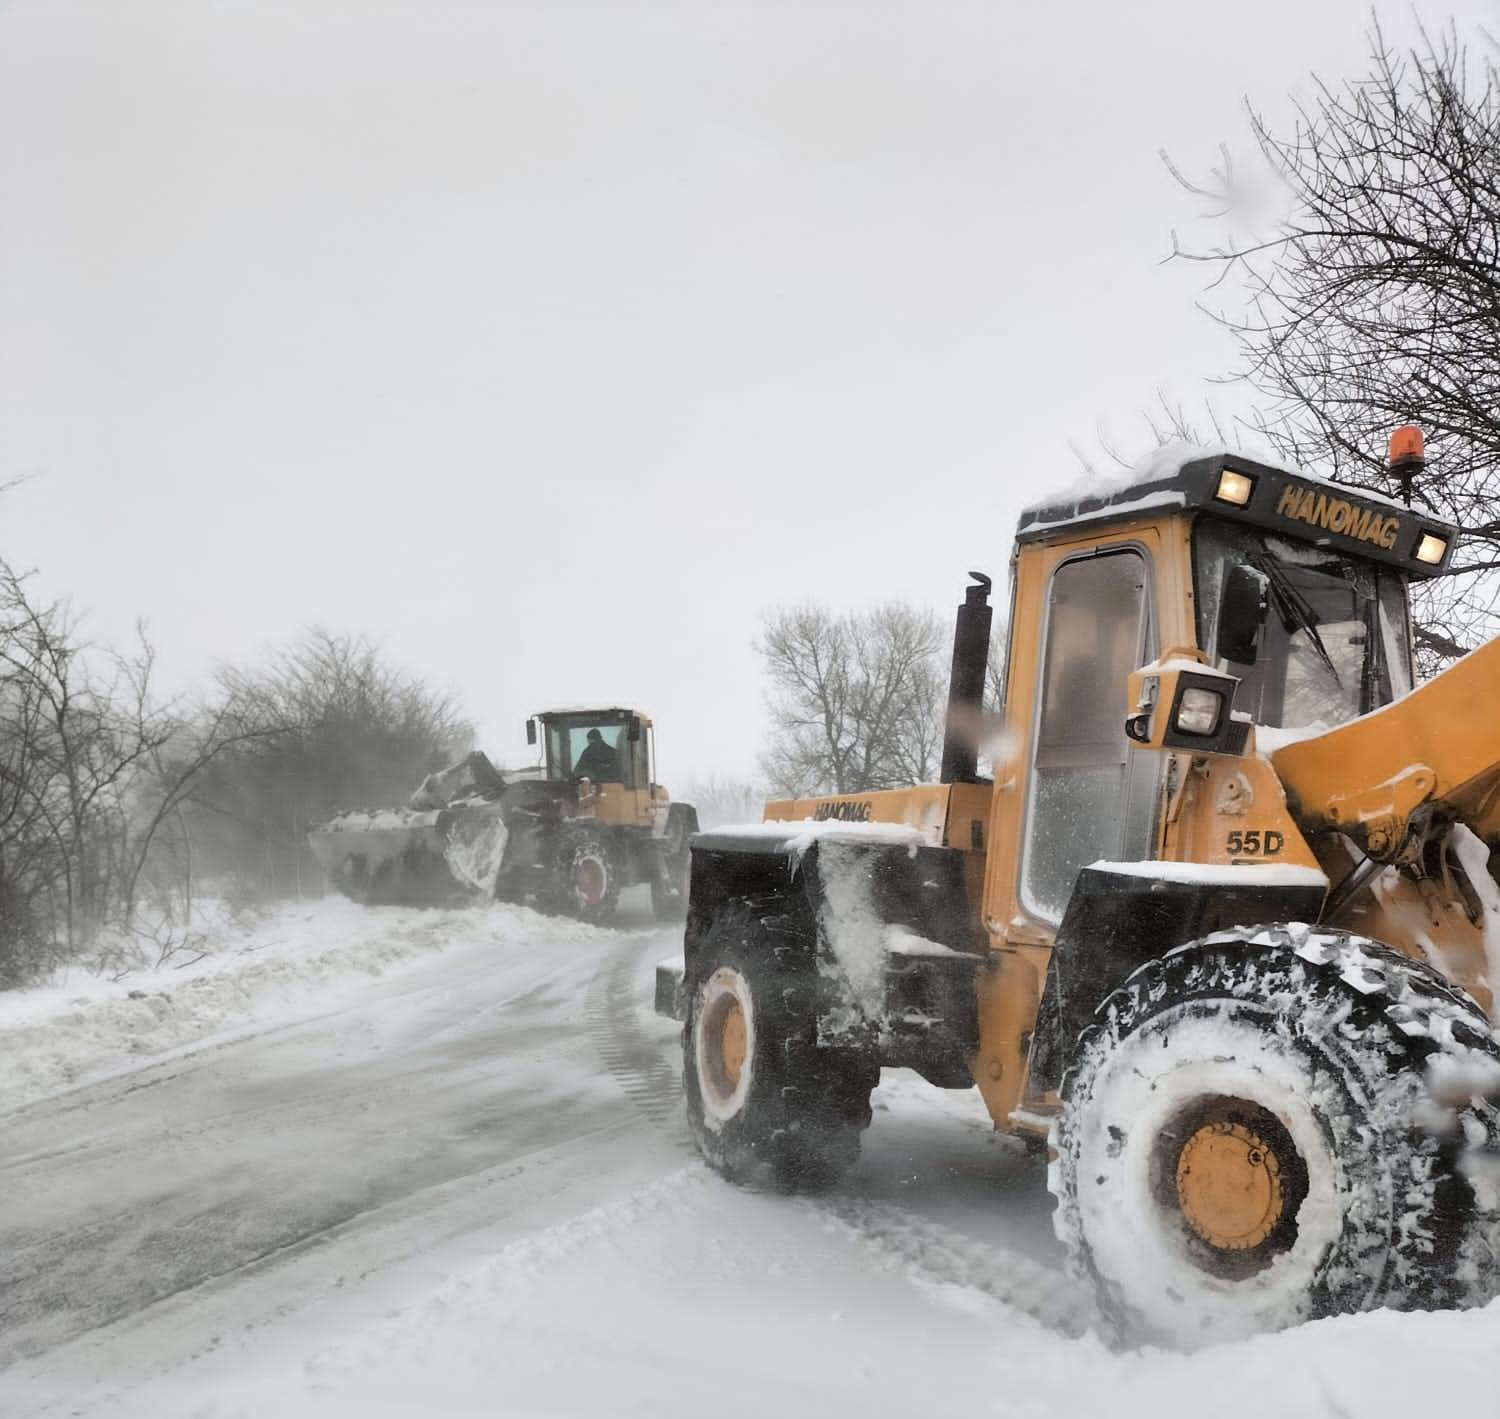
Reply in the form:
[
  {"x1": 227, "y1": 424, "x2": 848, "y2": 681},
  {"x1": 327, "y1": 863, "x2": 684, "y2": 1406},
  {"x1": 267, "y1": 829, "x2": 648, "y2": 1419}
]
[{"x1": 573, "y1": 728, "x2": 621, "y2": 782}]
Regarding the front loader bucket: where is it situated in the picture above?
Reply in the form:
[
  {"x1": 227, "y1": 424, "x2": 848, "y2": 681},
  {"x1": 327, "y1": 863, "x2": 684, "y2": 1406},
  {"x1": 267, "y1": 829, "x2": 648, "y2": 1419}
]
[
  {"x1": 1270, "y1": 634, "x2": 1500, "y2": 841},
  {"x1": 307, "y1": 810, "x2": 474, "y2": 907}
]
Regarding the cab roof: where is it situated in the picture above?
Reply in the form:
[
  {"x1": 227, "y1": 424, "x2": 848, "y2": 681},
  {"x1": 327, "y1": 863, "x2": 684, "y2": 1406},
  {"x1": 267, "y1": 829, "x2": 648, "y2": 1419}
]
[
  {"x1": 535, "y1": 706, "x2": 651, "y2": 724},
  {"x1": 1017, "y1": 447, "x2": 1458, "y2": 577}
]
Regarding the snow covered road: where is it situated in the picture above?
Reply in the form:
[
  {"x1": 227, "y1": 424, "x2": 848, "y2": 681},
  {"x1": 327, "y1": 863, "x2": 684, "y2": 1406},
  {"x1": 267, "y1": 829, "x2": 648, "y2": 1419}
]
[
  {"x1": 1, "y1": 905, "x2": 687, "y2": 1354},
  {"x1": 2, "y1": 897, "x2": 1497, "y2": 1418}
]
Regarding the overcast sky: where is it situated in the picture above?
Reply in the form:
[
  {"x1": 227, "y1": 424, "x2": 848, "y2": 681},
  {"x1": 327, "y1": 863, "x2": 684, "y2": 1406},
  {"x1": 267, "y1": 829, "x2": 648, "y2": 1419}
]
[{"x1": 1, "y1": 0, "x2": 1487, "y2": 786}]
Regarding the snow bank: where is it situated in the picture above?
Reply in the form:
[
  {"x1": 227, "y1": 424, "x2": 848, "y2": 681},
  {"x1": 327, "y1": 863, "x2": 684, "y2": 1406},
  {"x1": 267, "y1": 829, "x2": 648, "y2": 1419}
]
[{"x1": 0, "y1": 897, "x2": 602, "y2": 1114}]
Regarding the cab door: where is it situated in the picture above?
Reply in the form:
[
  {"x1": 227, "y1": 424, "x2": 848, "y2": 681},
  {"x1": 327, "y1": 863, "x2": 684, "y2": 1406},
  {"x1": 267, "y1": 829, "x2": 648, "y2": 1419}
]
[
  {"x1": 973, "y1": 522, "x2": 1184, "y2": 1129},
  {"x1": 1019, "y1": 547, "x2": 1159, "y2": 921}
]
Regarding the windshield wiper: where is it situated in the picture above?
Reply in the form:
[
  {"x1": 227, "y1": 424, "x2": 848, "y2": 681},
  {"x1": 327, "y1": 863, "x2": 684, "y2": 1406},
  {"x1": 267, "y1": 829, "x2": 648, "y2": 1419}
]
[{"x1": 1249, "y1": 553, "x2": 1342, "y2": 685}]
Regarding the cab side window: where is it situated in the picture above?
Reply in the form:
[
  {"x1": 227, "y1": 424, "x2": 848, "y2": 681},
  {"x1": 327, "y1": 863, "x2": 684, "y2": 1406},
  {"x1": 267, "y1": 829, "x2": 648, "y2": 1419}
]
[
  {"x1": 628, "y1": 730, "x2": 650, "y2": 790},
  {"x1": 1022, "y1": 549, "x2": 1158, "y2": 921}
]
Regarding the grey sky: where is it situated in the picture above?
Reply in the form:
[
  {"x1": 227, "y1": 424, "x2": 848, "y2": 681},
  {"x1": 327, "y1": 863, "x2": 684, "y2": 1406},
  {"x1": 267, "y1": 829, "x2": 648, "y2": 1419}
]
[{"x1": 1, "y1": 0, "x2": 1483, "y2": 785}]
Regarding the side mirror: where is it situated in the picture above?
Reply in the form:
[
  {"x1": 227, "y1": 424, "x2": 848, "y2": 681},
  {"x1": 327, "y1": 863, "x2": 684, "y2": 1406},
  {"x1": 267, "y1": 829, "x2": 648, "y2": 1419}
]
[
  {"x1": 526, "y1": 719, "x2": 536, "y2": 746},
  {"x1": 628, "y1": 719, "x2": 642, "y2": 743},
  {"x1": 1125, "y1": 647, "x2": 1249, "y2": 757},
  {"x1": 1218, "y1": 564, "x2": 1270, "y2": 665}
]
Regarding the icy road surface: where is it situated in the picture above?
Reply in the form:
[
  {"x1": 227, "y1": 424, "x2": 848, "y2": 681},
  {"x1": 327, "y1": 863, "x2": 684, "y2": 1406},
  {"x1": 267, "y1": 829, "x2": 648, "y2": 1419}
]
[{"x1": 2, "y1": 897, "x2": 1497, "y2": 1418}]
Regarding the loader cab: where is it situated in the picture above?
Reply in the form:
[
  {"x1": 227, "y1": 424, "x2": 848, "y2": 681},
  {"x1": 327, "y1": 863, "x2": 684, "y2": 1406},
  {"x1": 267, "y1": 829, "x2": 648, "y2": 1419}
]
[
  {"x1": 535, "y1": 708, "x2": 653, "y2": 790},
  {"x1": 970, "y1": 445, "x2": 1459, "y2": 1131},
  {"x1": 993, "y1": 450, "x2": 1457, "y2": 940}
]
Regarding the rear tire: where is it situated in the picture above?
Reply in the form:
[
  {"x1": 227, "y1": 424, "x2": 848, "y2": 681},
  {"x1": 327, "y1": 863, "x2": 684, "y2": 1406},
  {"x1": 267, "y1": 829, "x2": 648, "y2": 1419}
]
[
  {"x1": 1050, "y1": 927, "x2": 1500, "y2": 1348},
  {"x1": 684, "y1": 900, "x2": 877, "y2": 1192}
]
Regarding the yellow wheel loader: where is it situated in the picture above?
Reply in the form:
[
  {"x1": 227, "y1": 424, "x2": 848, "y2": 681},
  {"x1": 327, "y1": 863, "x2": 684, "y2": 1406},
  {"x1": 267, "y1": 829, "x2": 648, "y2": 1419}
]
[
  {"x1": 659, "y1": 430, "x2": 1500, "y2": 1345},
  {"x1": 308, "y1": 707, "x2": 697, "y2": 924}
]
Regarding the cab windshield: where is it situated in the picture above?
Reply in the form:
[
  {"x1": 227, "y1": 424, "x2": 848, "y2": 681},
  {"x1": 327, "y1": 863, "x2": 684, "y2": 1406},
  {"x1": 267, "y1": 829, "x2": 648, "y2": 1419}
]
[
  {"x1": 1194, "y1": 516, "x2": 1414, "y2": 730},
  {"x1": 543, "y1": 716, "x2": 643, "y2": 786}
]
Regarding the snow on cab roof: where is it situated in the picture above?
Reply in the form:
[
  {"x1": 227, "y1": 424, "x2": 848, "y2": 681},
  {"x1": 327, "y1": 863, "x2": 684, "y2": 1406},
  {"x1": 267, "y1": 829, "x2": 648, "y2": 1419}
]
[
  {"x1": 1025, "y1": 441, "x2": 1293, "y2": 513},
  {"x1": 1019, "y1": 442, "x2": 1299, "y2": 534},
  {"x1": 1016, "y1": 441, "x2": 1457, "y2": 575},
  {"x1": 696, "y1": 818, "x2": 929, "y2": 857},
  {"x1": 534, "y1": 706, "x2": 646, "y2": 719}
]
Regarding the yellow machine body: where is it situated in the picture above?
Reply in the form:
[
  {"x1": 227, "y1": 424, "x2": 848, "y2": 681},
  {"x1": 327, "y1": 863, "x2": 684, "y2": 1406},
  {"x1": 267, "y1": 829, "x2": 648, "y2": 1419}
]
[
  {"x1": 312, "y1": 704, "x2": 696, "y2": 921},
  {"x1": 763, "y1": 783, "x2": 991, "y2": 853},
  {"x1": 681, "y1": 445, "x2": 1500, "y2": 1334},
  {"x1": 578, "y1": 780, "x2": 666, "y2": 830},
  {"x1": 760, "y1": 454, "x2": 1494, "y2": 1138},
  {"x1": 533, "y1": 707, "x2": 665, "y2": 829}
]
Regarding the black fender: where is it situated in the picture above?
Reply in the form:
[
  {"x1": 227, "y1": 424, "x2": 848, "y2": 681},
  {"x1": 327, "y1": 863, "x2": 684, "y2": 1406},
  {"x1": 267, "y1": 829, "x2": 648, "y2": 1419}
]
[
  {"x1": 1027, "y1": 864, "x2": 1328, "y2": 1093},
  {"x1": 684, "y1": 833, "x2": 976, "y2": 965},
  {"x1": 678, "y1": 833, "x2": 984, "y2": 1082}
]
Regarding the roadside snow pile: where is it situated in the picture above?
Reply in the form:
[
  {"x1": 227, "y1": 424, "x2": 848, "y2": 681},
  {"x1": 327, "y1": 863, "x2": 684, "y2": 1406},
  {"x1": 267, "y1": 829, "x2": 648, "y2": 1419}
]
[{"x1": 0, "y1": 897, "x2": 598, "y2": 1114}]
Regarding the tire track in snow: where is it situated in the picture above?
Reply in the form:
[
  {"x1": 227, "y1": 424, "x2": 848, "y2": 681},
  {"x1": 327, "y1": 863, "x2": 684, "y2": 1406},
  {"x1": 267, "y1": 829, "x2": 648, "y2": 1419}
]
[
  {"x1": 583, "y1": 933, "x2": 1090, "y2": 1335},
  {"x1": 811, "y1": 1195, "x2": 1099, "y2": 1338},
  {"x1": 586, "y1": 930, "x2": 690, "y2": 1133}
]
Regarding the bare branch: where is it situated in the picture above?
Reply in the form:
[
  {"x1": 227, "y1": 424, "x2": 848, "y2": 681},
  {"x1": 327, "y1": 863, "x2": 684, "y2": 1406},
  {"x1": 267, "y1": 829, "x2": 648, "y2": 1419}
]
[{"x1": 1166, "y1": 20, "x2": 1500, "y2": 656}]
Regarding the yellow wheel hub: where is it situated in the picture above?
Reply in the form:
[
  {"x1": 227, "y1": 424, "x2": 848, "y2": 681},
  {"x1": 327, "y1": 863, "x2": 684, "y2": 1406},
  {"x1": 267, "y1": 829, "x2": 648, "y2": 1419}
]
[
  {"x1": 717, "y1": 999, "x2": 747, "y2": 1089},
  {"x1": 1175, "y1": 1119, "x2": 1285, "y2": 1252}
]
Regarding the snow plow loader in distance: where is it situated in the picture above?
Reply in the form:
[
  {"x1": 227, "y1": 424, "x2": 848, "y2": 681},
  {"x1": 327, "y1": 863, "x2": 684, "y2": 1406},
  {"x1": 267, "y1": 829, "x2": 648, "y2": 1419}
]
[
  {"x1": 307, "y1": 707, "x2": 698, "y2": 923},
  {"x1": 659, "y1": 429, "x2": 1500, "y2": 1346}
]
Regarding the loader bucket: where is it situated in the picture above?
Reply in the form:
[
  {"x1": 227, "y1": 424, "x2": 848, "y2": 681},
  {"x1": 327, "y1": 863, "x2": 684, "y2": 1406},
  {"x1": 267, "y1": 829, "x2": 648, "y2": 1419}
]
[{"x1": 307, "y1": 809, "x2": 476, "y2": 907}]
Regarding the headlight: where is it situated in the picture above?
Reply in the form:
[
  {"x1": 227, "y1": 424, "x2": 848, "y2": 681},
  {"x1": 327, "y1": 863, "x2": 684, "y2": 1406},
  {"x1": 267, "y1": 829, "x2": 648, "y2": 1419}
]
[
  {"x1": 1214, "y1": 469, "x2": 1256, "y2": 506},
  {"x1": 1415, "y1": 532, "x2": 1448, "y2": 566},
  {"x1": 1175, "y1": 687, "x2": 1223, "y2": 736}
]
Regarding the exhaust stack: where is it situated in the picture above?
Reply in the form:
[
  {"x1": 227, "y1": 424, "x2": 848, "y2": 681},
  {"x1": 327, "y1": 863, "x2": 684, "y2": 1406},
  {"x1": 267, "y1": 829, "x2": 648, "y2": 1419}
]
[{"x1": 940, "y1": 572, "x2": 993, "y2": 785}]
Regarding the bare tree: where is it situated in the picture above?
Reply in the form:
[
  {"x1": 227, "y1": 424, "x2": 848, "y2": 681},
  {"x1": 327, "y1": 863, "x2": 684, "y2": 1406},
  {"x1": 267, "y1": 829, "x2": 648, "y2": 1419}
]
[
  {"x1": 118, "y1": 702, "x2": 294, "y2": 933},
  {"x1": 0, "y1": 558, "x2": 280, "y2": 981},
  {"x1": 186, "y1": 629, "x2": 472, "y2": 899},
  {"x1": 986, "y1": 622, "x2": 1008, "y2": 715},
  {"x1": 757, "y1": 602, "x2": 947, "y2": 796},
  {"x1": 681, "y1": 775, "x2": 767, "y2": 830},
  {"x1": 1168, "y1": 21, "x2": 1500, "y2": 663},
  {"x1": 0, "y1": 564, "x2": 167, "y2": 967}
]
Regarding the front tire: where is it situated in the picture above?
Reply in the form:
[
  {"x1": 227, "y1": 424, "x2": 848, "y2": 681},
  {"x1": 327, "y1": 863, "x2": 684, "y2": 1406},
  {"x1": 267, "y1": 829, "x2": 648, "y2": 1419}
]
[
  {"x1": 683, "y1": 900, "x2": 877, "y2": 1192},
  {"x1": 553, "y1": 822, "x2": 621, "y2": 924},
  {"x1": 1050, "y1": 927, "x2": 1500, "y2": 1348}
]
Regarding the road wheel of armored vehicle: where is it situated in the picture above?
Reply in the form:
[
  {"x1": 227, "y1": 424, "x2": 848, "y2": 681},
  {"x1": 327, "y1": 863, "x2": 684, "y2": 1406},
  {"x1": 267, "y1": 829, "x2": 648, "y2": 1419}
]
[
  {"x1": 1050, "y1": 927, "x2": 1500, "y2": 1348},
  {"x1": 554, "y1": 823, "x2": 622, "y2": 924},
  {"x1": 684, "y1": 900, "x2": 878, "y2": 1192},
  {"x1": 650, "y1": 805, "x2": 698, "y2": 922}
]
